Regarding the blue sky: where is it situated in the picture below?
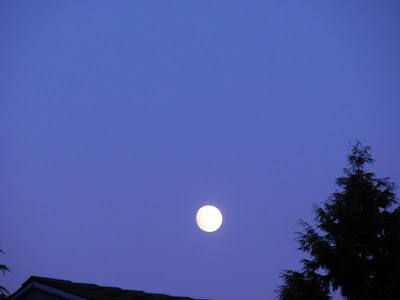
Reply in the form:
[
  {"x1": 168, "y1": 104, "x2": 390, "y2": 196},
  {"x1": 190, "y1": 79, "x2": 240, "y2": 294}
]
[{"x1": 1, "y1": 2, "x2": 400, "y2": 299}]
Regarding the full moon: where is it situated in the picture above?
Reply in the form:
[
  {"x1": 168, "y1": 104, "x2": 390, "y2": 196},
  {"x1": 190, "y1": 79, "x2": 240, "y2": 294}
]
[{"x1": 196, "y1": 205, "x2": 223, "y2": 232}]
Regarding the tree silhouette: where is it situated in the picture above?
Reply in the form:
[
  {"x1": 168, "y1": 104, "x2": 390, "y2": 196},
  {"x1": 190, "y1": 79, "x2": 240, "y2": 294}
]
[
  {"x1": 276, "y1": 141, "x2": 400, "y2": 299},
  {"x1": 0, "y1": 249, "x2": 10, "y2": 298},
  {"x1": 277, "y1": 269, "x2": 331, "y2": 300}
]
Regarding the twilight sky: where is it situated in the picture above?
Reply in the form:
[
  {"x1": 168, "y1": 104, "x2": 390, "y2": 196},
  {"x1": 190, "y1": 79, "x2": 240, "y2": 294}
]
[{"x1": 1, "y1": 2, "x2": 400, "y2": 300}]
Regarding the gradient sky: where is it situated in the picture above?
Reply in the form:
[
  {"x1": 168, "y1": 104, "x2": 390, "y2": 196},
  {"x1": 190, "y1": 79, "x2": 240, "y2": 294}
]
[{"x1": 1, "y1": 2, "x2": 400, "y2": 300}]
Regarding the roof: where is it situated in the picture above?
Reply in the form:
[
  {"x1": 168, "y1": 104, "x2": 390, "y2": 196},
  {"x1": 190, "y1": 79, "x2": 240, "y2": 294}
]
[{"x1": 9, "y1": 276, "x2": 209, "y2": 300}]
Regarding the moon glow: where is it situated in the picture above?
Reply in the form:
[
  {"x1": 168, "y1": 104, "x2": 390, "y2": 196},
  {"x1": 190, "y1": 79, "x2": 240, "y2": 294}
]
[{"x1": 196, "y1": 205, "x2": 223, "y2": 232}]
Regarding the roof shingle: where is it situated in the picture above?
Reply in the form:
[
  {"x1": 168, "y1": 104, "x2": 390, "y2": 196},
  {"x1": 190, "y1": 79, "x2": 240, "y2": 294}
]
[{"x1": 14, "y1": 276, "x2": 208, "y2": 300}]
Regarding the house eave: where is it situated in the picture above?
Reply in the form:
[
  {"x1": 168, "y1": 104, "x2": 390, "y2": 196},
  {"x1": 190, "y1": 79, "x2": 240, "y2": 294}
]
[{"x1": 8, "y1": 281, "x2": 89, "y2": 300}]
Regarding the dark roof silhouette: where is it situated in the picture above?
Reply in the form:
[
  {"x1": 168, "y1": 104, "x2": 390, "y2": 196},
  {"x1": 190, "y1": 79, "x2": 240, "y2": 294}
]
[{"x1": 9, "y1": 276, "x2": 209, "y2": 300}]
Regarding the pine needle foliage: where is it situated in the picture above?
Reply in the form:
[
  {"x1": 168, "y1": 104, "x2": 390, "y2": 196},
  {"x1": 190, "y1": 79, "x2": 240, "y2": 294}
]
[
  {"x1": 277, "y1": 141, "x2": 400, "y2": 299},
  {"x1": 0, "y1": 249, "x2": 10, "y2": 298}
]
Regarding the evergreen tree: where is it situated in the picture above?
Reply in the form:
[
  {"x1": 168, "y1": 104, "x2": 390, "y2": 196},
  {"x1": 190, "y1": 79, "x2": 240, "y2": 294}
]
[
  {"x1": 277, "y1": 270, "x2": 331, "y2": 300},
  {"x1": 0, "y1": 248, "x2": 10, "y2": 298},
  {"x1": 277, "y1": 141, "x2": 399, "y2": 299}
]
